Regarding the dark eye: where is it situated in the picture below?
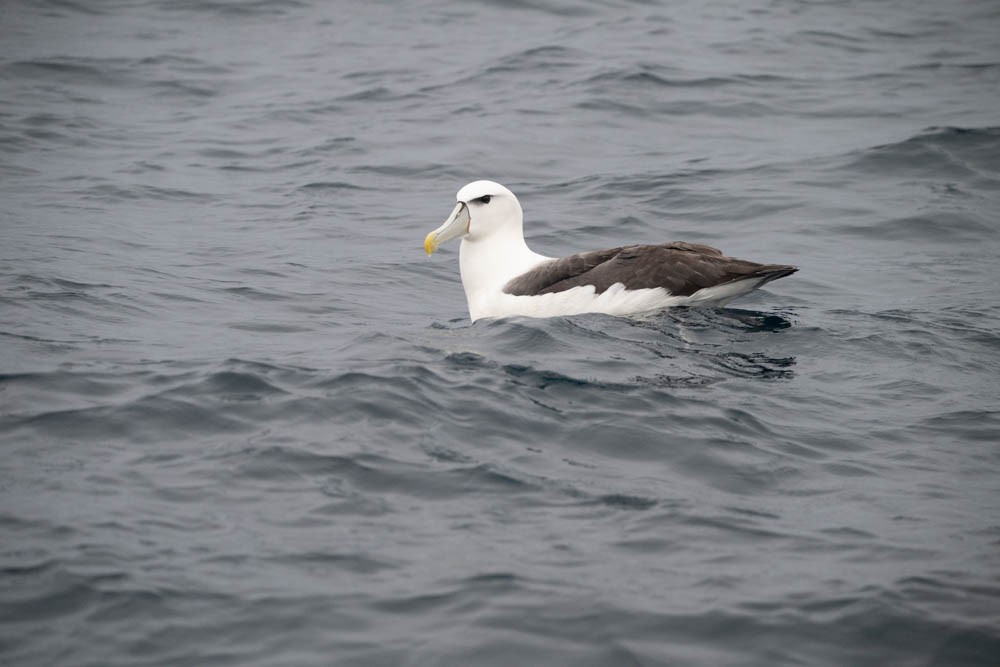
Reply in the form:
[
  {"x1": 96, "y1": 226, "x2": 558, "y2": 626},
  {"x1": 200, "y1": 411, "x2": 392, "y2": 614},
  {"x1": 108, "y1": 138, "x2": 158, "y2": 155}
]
[{"x1": 478, "y1": 195, "x2": 492, "y2": 204}]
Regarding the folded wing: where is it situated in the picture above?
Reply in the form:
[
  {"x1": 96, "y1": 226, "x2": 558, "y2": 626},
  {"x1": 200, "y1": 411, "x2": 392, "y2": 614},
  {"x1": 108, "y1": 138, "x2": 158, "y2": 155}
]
[{"x1": 503, "y1": 242, "x2": 797, "y2": 297}]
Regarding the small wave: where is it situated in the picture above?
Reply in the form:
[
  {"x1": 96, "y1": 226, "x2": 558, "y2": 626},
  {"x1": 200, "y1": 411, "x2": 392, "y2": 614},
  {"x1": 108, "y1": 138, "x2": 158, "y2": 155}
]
[
  {"x1": 267, "y1": 550, "x2": 398, "y2": 575},
  {"x1": 582, "y1": 68, "x2": 786, "y2": 90},
  {"x1": 831, "y1": 211, "x2": 995, "y2": 243},
  {"x1": 791, "y1": 28, "x2": 876, "y2": 54},
  {"x1": 576, "y1": 96, "x2": 777, "y2": 118},
  {"x1": 156, "y1": 0, "x2": 309, "y2": 18},
  {"x1": 918, "y1": 409, "x2": 1000, "y2": 443},
  {"x1": 298, "y1": 181, "x2": 368, "y2": 192},
  {"x1": 844, "y1": 126, "x2": 1000, "y2": 184},
  {"x1": 33, "y1": 0, "x2": 106, "y2": 16},
  {"x1": 482, "y1": 45, "x2": 583, "y2": 74},
  {"x1": 151, "y1": 79, "x2": 219, "y2": 99},
  {"x1": 3, "y1": 59, "x2": 119, "y2": 85},
  {"x1": 77, "y1": 182, "x2": 216, "y2": 203},
  {"x1": 596, "y1": 493, "x2": 657, "y2": 510},
  {"x1": 220, "y1": 286, "x2": 292, "y2": 301},
  {"x1": 187, "y1": 370, "x2": 288, "y2": 399}
]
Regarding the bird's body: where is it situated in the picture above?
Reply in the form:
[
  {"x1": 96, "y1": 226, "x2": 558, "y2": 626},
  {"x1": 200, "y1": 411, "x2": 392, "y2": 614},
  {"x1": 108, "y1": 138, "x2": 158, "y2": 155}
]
[{"x1": 424, "y1": 181, "x2": 797, "y2": 322}]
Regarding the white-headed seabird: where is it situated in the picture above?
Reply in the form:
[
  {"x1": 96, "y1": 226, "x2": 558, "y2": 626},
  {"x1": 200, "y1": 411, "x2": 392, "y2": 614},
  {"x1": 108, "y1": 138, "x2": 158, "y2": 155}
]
[{"x1": 424, "y1": 180, "x2": 797, "y2": 322}]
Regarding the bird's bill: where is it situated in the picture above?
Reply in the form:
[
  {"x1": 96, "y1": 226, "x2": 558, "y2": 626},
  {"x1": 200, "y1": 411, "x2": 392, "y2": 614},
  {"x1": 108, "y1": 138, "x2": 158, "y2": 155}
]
[{"x1": 424, "y1": 202, "x2": 470, "y2": 255}]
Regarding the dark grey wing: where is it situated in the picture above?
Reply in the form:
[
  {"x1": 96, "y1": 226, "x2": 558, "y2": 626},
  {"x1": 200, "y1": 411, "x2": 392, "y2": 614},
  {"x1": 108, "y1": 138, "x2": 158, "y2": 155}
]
[
  {"x1": 503, "y1": 246, "x2": 627, "y2": 296},
  {"x1": 504, "y1": 243, "x2": 797, "y2": 297}
]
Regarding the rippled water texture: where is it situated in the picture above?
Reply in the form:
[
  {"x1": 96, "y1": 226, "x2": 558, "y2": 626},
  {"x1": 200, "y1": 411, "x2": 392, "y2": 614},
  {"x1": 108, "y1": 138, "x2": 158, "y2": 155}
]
[{"x1": 2, "y1": 1, "x2": 999, "y2": 665}]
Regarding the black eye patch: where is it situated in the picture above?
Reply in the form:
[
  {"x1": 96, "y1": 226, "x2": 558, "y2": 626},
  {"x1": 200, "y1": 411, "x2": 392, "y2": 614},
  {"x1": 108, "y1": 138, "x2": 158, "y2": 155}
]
[{"x1": 477, "y1": 195, "x2": 492, "y2": 204}]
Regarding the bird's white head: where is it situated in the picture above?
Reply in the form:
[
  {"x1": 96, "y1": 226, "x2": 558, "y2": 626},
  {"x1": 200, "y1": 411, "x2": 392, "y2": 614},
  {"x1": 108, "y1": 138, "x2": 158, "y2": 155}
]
[{"x1": 424, "y1": 180, "x2": 522, "y2": 255}]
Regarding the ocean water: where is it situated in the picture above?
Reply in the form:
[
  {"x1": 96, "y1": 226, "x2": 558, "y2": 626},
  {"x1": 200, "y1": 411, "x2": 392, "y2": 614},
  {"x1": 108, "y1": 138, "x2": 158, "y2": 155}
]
[{"x1": 2, "y1": 0, "x2": 999, "y2": 665}]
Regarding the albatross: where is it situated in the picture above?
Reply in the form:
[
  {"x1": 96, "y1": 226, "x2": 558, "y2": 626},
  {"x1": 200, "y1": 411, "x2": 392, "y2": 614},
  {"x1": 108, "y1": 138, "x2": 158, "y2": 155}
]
[{"x1": 424, "y1": 180, "x2": 797, "y2": 322}]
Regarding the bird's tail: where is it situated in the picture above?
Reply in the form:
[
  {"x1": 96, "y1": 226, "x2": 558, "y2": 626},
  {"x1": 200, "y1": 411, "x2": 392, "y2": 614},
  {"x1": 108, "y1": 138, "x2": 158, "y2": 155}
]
[{"x1": 752, "y1": 265, "x2": 798, "y2": 286}]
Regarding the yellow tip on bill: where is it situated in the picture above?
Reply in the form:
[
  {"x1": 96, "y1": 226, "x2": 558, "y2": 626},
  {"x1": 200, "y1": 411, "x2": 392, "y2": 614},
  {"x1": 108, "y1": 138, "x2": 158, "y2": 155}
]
[{"x1": 424, "y1": 232, "x2": 438, "y2": 256}]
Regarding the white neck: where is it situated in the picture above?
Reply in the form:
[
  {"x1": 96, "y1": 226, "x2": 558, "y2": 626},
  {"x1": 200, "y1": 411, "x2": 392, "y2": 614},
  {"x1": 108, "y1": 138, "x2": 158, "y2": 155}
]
[{"x1": 459, "y1": 227, "x2": 550, "y2": 311}]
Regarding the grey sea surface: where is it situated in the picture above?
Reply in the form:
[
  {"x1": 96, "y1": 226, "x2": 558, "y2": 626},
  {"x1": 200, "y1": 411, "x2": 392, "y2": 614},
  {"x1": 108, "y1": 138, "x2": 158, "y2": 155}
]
[{"x1": 2, "y1": 0, "x2": 1000, "y2": 665}]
